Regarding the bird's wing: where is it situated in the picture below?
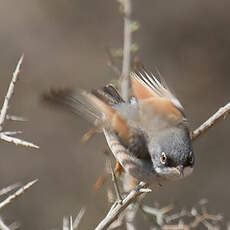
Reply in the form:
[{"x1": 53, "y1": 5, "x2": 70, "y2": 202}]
[
  {"x1": 42, "y1": 86, "x2": 150, "y2": 160},
  {"x1": 130, "y1": 70, "x2": 186, "y2": 126},
  {"x1": 43, "y1": 88, "x2": 130, "y2": 142}
]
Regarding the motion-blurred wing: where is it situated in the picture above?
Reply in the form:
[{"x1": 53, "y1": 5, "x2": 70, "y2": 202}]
[
  {"x1": 43, "y1": 85, "x2": 150, "y2": 160},
  {"x1": 43, "y1": 88, "x2": 130, "y2": 143}
]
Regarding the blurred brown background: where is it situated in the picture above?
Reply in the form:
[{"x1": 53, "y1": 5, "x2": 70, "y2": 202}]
[{"x1": 0, "y1": 0, "x2": 229, "y2": 229}]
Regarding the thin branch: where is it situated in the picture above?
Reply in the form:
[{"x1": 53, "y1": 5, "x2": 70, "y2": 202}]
[
  {"x1": 63, "y1": 217, "x2": 70, "y2": 230},
  {"x1": 162, "y1": 208, "x2": 222, "y2": 230},
  {"x1": 125, "y1": 203, "x2": 139, "y2": 230},
  {"x1": 192, "y1": 102, "x2": 230, "y2": 141},
  {"x1": 0, "y1": 182, "x2": 22, "y2": 196},
  {"x1": 0, "y1": 132, "x2": 39, "y2": 149},
  {"x1": 0, "y1": 55, "x2": 39, "y2": 149},
  {"x1": 141, "y1": 204, "x2": 174, "y2": 226},
  {"x1": 94, "y1": 182, "x2": 151, "y2": 230},
  {"x1": 6, "y1": 114, "x2": 27, "y2": 122},
  {"x1": 0, "y1": 218, "x2": 11, "y2": 230},
  {"x1": 63, "y1": 216, "x2": 74, "y2": 230},
  {"x1": 8, "y1": 221, "x2": 20, "y2": 230},
  {"x1": 0, "y1": 179, "x2": 38, "y2": 210},
  {"x1": 107, "y1": 212, "x2": 124, "y2": 230},
  {"x1": 108, "y1": 159, "x2": 123, "y2": 204},
  {"x1": 73, "y1": 207, "x2": 86, "y2": 229},
  {"x1": 119, "y1": 1, "x2": 140, "y2": 229},
  {"x1": 165, "y1": 209, "x2": 187, "y2": 223},
  {"x1": 120, "y1": 0, "x2": 132, "y2": 101},
  {"x1": 1, "y1": 131, "x2": 23, "y2": 136},
  {"x1": 0, "y1": 55, "x2": 24, "y2": 131},
  {"x1": 70, "y1": 216, "x2": 73, "y2": 230}
]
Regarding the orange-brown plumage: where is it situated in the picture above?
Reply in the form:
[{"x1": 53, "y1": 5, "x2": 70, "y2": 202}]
[
  {"x1": 130, "y1": 72, "x2": 184, "y2": 122},
  {"x1": 142, "y1": 98, "x2": 183, "y2": 121},
  {"x1": 86, "y1": 93, "x2": 130, "y2": 143},
  {"x1": 131, "y1": 75, "x2": 154, "y2": 100}
]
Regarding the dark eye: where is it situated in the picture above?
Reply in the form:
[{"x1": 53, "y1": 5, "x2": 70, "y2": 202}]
[
  {"x1": 160, "y1": 152, "x2": 168, "y2": 164},
  {"x1": 188, "y1": 152, "x2": 194, "y2": 165}
]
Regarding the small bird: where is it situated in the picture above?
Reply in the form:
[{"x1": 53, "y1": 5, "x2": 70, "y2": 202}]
[{"x1": 43, "y1": 69, "x2": 195, "y2": 185}]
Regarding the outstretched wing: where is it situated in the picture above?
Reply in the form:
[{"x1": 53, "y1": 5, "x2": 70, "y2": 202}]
[
  {"x1": 43, "y1": 87, "x2": 130, "y2": 143},
  {"x1": 42, "y1": 85, "x2": 150, "y2": 160},
  {"x1": 130, "y1": 70, "x2": 186, "y2": 124}
]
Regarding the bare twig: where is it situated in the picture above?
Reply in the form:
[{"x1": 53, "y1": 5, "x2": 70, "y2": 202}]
[
  {"x1": 73, "y1": 207, "x2": 86, "y2": 229},
  {"x1": 6, "y1": 114, "x2": 27, "y2": 122},
  {"x1": 0, "y1": 218, "x2": 11, "y2": 230},
  {"x1": 0, "y1": 55, "x2": 24, "y2": 131},
  {"x1": 141, "y1": 204, "x2": 174, "y2": 226},
  {"x1": 107, "y1": 212, "x2": 125, "y2": 230},
  {"x1": 1, "y1": 131, "x2": 23, "y2": 136},
  {"x1": 165, "y1": 209, "x2": 188, "y2": 223},
  {"x1": 63, "y1": 216, "x2": 74, "y2": 230},
  {"x1": 94, "y1": 182, "x2": 151, "y2": 230},
  {"x1": 0, "y1": 132, "x2": 39, "y2": 149},
  {"x1": 8, "y1": 221, "x2": 20, "y2": 230},
  {"x1": 120, "y1": 0, "x2": 132, "y2": 102},
  {"x1": 0, "y1": 182, "x2": 22, "y2": 196},
  {"x1": 192, "y1": 102, "x2": 230, "y2": 141},
  {"x1": 0, "y1": 55, "x2": 39, "y2": 149},
  {"x1": 118, "y1": 0, "x2": 139, "y2": 229},
  {"x1": 125, "y1": 203, "x2": 139, "y2": 230},
  {"x1": 162, "y1": 208, "x2": 222, "y2": 230},
  {"x1": 70, "y1": 216, "x2": 73, "y2": 230},
  {"x1": 63, "y1": 216, "x2": 70, "y2": 230},
  {"x1": 108, "y1": 159, "x2": 123, "y2": 204},
  {"x1": 0, "y1": 179, "x2": 38, "y2": 210}
]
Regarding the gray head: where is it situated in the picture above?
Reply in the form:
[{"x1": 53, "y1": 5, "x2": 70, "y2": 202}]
[{"x1": 148, "y1": 126, "x2": 195, "y2": 181}]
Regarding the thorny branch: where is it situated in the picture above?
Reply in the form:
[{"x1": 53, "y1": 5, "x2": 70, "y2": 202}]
[
  {"x1": 73, "y1": 207, "x2": 86, "y2": 229},
  {"x1": 118, "y1": 0, "x2": 142, "y2": 230},
  {"x1": 0, "y1": 55, "x2": 39, "y2": 148},
  {"x1": 94, "y1": 182, "x2": 151, "y2": 230},
  {"x1": 0, "y1": 182, "x2": 21, "y2": 197},
  {"x1": 108, "y1": 159, "x2": 123, "y2": 204},
  {"x1": 63, "y1": 216, "x2": 73, "y2": 230},
  {"x1": 0, "y1": 55, "x2": 24, "y2": 130},
  {"x1": 162, "y1": 208, "x2": 222, "y2": 230},
  {"x1": 0, "y1": 179, "x2": 38, "y2": 210},
  {"x1": 62, "y1": 207, "x2": 86, "y2": 230},
  {"x1": 0, "y1": 218, "x2": 12, "y2": 230},
  {"x1": 120, "y1": 0, "x2": 132, "y2": 102}
]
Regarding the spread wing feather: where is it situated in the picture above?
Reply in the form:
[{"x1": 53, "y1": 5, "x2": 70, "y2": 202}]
[
  {"x1": 43, "y1": 85, "x2": 150, "y2": 160},
  {"x1": 130, "y1": 70, "x2": 186, "y2": 123},
  {"x1": 131, "y1": 71, "x2": 183, "y2": 111}
]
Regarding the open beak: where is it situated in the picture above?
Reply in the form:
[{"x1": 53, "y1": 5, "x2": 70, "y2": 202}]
[{"x1": 176, "y1": 165, "x2": 184, "y2": 176}]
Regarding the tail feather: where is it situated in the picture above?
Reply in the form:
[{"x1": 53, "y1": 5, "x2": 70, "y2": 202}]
[
  {"x1": 43, "y1": 86, "x2": 130, "y2": 143},
  {"x1": 42, "y1": 88, "x2": 101, "y2": 126},
  {"x1": 42, "y1": 86, "x2": 130, "y2": 142}
]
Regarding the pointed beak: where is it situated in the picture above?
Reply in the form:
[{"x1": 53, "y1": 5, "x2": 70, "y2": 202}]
[{"x1": 176, "y1": 165, "x2": 184, "y2": 177}]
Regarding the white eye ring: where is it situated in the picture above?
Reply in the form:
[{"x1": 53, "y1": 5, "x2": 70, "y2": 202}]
[{"x1": 160, "y1": 152, "x2": 167, "y2": 164}]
